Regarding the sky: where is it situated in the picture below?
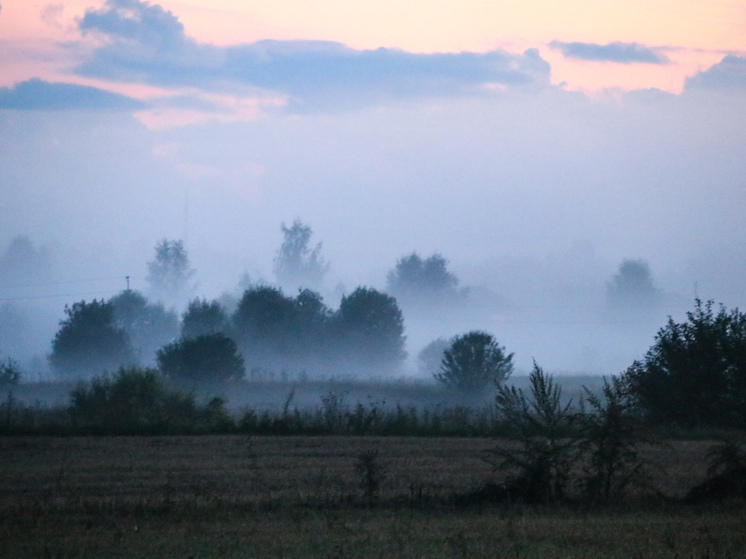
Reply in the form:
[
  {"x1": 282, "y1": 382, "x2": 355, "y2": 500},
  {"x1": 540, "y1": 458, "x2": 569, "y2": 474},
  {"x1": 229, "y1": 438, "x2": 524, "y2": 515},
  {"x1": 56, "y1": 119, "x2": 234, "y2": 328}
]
[{"x1": 1, "y1": 0, "x2": 745, "y2": 376}]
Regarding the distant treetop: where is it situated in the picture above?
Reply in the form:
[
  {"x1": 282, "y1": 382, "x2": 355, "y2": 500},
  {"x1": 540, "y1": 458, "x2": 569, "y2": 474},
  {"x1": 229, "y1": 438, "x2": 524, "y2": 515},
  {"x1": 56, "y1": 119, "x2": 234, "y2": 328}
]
[
  {"x1": 387, "y1": 252, "x2": 458, "y2": 301},
  {"x1": 273, "y1": 219, "x2": 329, "y2": 291}
]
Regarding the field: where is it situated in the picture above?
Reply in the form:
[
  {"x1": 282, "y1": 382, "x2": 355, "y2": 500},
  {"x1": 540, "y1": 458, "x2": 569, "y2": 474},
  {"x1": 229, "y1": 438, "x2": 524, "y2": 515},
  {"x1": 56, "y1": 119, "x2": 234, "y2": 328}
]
[{"x1": 1, "y1": 436, "x2": 745, "y2": 558}]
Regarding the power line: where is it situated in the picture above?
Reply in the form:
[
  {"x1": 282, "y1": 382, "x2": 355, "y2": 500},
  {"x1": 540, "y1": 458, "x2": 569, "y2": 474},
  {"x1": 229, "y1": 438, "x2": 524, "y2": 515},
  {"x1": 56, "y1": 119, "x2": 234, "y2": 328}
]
[
  {"x1": 0, "y1": 290, "x2": 120, "y2": 303},
  {"x1": 0, "y1": 276, "x2": 142, "y2": 290}
]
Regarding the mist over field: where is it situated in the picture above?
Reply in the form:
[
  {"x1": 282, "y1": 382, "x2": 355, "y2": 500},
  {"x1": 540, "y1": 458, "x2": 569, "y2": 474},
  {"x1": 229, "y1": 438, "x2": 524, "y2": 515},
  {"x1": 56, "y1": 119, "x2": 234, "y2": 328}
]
[{"x1": 1, "y1": 1, "x2": 745, "y2": 383}]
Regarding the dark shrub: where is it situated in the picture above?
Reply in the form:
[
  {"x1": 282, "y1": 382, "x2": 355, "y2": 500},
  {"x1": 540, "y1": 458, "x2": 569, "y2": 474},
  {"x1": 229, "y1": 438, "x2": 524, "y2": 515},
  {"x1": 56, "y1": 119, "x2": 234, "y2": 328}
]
[
  {"x1": 435, "y1": 331, "x2": 513, "y2": 394},
  {"x1": 157, "y1": 333, "x2": 245, "y2": 383}
]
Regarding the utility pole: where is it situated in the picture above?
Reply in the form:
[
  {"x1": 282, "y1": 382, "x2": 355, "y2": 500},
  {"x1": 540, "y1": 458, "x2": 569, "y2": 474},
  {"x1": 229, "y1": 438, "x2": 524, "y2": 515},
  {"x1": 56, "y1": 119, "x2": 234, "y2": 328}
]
[{"x1": 126, "y1": 276, "x2": 130, "y2": 291}]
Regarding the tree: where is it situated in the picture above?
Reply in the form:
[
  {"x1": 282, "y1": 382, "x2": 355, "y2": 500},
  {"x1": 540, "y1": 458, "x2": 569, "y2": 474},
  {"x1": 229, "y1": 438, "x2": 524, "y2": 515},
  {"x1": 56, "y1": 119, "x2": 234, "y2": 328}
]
[
  {"x1": 607, "y1": 259, "x2": 661, "y2": 312},
  {"x1": 146, "y1": 239, "x2": 194, "y2": 303},
  {"x1": 386, "y1": 252, "x2": 458, "y2": 302},
  {"x1": 230, "y1": 286, "x2": 331, "y2": 371},
  {"x1": 49, "y1": 300, "x2": 136, "y2": 378},
  {"x1": 434, "y1": 331, "x2": 513, "y2": 393},
  {"x1": 488, "y1": 363, "x2": 578, "y2": 503},
  {"x1": 110, "y1": 290, "x2": 179, "y2": 364},
  {"x1": 182, "y1": 298, "x2": 227, "y2": 340},
  {"x1": 231, "y1": 286, "x2": 299, "y2": 358},
  {"x1": 0, "y1": 357, "x2": 21, "y2": 385},
  {"x1": 157, "y1": 333, "x2": 245, "y2": 383},
  {"x1": 624, "y1": 299, "x2": 746, "y2": 429},
  {"x1": 333, "y1": 287, "x2": 406, "y2": 371},
  {"x1": 273, "y1": 219, "x2": 329, "y2": 290}
]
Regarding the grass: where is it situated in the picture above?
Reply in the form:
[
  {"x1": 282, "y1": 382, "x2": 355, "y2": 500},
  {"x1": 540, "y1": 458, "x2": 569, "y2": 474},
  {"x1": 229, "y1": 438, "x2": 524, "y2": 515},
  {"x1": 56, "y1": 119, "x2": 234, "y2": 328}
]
[{"x1": 1, "y1": 436, "x2": 745, "y2": 558}]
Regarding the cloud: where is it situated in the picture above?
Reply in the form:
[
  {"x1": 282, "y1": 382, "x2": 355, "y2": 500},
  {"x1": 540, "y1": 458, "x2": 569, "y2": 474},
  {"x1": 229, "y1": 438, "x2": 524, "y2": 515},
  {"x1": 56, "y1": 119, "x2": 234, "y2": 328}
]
[
  {"x1": 549, "y1": 41, "x2": 670, "y2": 64},
  {"x1": 684, "y1": 55, "x2": 746, "y2": 91},
  {"x1": 74, "y1": 0, "x2": 551, "y2": 109},
  {"x1": 0, "y1": 78, "x2": 146, "y2": 111}
]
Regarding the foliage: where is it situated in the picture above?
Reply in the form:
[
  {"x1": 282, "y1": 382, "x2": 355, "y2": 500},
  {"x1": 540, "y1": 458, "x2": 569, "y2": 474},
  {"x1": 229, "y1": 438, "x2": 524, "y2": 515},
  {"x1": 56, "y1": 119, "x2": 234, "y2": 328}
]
[
  {"x1": 273, "y1": 219, "x2": 329, "y2": 290},
  {"x1": 625, "y1": 299, "x2": 746, "y2": 429},
  {"x1": 489, "y1": 362, "x2": 578, "y2": 503},
  {"x1": 434, "y1": 331, "x2": 513, "y2": 393},
  {"x1": 386, "y1": 252, "x2": 458, "y2": 301},
  {"x1": 68, "y1": 366, "x2": 233, "y2": 435},
  {"x1": 333, "y1": 287, "x2": 406, "y2": 370},
  {"x1": 577, "y1": 374, "x2": 649, "y2": 503},
  {"x1": 157, "y1": 333, "x2": 245, "y2": 383},
  {"x1": 146, "y1": 239, "x2": 194, "y2": 302},
  {"x1": 49, "y1": 299, "x2": 136, "y2": 378},
  {"x1": 182, "y1": 298, "x2": 227, "y2": 339},
  {"x1": 607, "y1": 259, "x2": 661, "y2": 312},
  {"x1": 0, "y1": 357, "x2": 21, "y2": 385},
  {"x1": 110, "y1": 289, "x2": 179, "y2": 364}
]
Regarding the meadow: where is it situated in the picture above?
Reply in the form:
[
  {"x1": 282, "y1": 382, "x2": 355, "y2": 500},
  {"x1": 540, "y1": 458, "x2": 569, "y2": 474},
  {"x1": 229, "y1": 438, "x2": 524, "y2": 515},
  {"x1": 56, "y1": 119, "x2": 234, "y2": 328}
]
[{"x1": 1, "y1": 435, "x2": 745, "y2": 558}]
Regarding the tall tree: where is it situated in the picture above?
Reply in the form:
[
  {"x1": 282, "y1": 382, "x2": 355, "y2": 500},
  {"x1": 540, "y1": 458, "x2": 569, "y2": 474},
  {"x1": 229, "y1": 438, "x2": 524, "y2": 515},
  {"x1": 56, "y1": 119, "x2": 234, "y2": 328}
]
[
  {"x1": 273, "y1": 219, "x2": 329, "y2": 290},
  {"x1": 146, "y1": 239, "x2": 194, "y2": 303},
  {"x1": 332, "y1": 287, "x2": 406, "y2": 372}
]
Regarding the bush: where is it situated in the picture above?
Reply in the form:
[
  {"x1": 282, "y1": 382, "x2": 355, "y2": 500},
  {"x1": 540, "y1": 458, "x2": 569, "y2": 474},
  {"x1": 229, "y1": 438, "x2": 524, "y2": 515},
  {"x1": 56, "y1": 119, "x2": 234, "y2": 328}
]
[
  {"x1": 434, "y1": 331, "x2": 513, "y2": 394},
  {"x1": 577, "y1": 375, "x2": 650, "y2": 503},
  {"x1": 157, "y1": 333, "x2": 245, "y2": 383},
  {"x1": 488, "y1": 362, "x2": 578, "y2": 503},
  {"x1": 625, "y1": 299, "x2": 746, "y2": 429},
  {"x1": 69, "y1": 366, "x2": 234, "y2": 435}
]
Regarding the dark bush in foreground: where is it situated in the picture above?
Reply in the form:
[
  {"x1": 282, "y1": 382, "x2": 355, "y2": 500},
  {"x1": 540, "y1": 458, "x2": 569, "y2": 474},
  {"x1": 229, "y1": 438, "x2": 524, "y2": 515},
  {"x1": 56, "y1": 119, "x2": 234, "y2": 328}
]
[
  {"x1": 625, "y1": 299, "x2": 746, "y2": 429},
  {"x1": 69, "y1": 366, "x2": 233, "y2": 434}
]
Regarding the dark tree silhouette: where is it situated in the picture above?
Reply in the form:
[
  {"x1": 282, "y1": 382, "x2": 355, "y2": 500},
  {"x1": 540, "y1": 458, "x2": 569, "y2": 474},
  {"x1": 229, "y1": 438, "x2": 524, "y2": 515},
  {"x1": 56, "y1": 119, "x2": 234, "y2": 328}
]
[
  {"x1": 232, "y1": 286, "x2": 299, "y2": 357},
  {"x1": 146, "y1": 239, "x2": 194, "y2": 303},
  {"x1": 387, "y1": 252, "x2": 458, "y2": 299},
  {"x1": 0, "y1": 357, "x2": 21, "y2": 385},
  {"x1": 624, "y1": 299, "x2": 746, "y2": 429},
  {"x1": 110, "y1": 290, "x2": 179, "y2": 364},
  {"x1": 182, "y1": 298, "x2": 227, "y2": 340},
  {"x1": 230, "y1": 286, "x2": 331, "y2": 370},
  {"x1": 49, "y1": 299, "x2": 135, "y2": 378},
  {"x1": 157, "y1": 333, "x2": 245, "y2": 383},
  {"x1": 273, "y1": 219, "x2": 329, "y2": 290},
  {"x1": 333, "y1": 287, "x2": 406, "y2": 371},
  {"x1": 607, "y1": 259, "x2": 661, "y2": 312},
  {"x1": 434, "y1": 331, "x2": 513, "y2": 393}
]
